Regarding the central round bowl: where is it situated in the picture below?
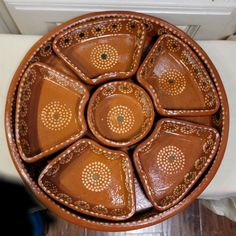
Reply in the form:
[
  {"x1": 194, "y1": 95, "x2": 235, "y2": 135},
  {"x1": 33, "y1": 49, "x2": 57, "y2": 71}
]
[{"x1": 87, "y1": 81, "x2": 155, "y2": 147}]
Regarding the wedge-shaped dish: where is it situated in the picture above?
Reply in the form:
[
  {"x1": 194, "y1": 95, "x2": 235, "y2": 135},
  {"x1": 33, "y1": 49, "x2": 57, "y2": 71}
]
[
  {"x1": 15, "y1": 62, "x2": 89, "y2": 162},
  {"x1": 38, "y1": 138, "x2": 135, "y2": 221},
  {"x1": 137, "y1": 34, "x2": 220, "y2": 116},
  {"x1": 53, "y1": 18, "x2": 146, "y2": 85},
  {"x1": 29, "y1": 40, "x2": 78, "y2": 79},
  {"x1": 87, "y1": 81, "x2": 155, "y2": 147},
  {"x1": 134, "y1": 118, "x2": 220, "y2": 211}
]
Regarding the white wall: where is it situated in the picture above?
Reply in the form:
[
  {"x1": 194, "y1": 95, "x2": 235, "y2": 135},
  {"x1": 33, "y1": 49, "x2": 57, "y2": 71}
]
[
  {"x1": 0, "y1": 1, "x2": 19, "y2": 33},
  {"x1": 3, "y1": 0, "x2": 236, "y2": 38}
]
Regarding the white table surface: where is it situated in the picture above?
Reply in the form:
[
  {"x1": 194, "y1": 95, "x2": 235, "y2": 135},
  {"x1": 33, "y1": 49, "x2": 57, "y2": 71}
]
[{"x1": 0, "y1": 34, "x2": 235, "y2": 199}]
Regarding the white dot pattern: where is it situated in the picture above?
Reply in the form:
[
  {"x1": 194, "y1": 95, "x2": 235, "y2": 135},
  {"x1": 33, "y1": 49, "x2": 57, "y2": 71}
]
[
  {"x1": 90, "y1": 44, "x2": 118, "y2": 70},
  {"x1": 81, "y1": 161, "x2": 111, "y2": 192},
  {"x1": 156, "y1": 145, "x2": 185, "y2": 174},
  {"x1": 107, "y1": 105, "x2": 135, "y2": 134},
  {"x1": 41, "y1": 101, "x2": 72, "y2": 131}
]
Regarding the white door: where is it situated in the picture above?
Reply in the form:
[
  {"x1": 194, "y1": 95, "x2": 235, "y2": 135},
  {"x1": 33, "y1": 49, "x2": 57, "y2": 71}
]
[{"x1": 3, "y1": 0, "x2": 236, "y2": 39}]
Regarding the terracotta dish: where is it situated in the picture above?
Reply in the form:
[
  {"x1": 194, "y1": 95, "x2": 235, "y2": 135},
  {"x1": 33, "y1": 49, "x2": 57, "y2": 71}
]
[
  {"x1": 39, "y1": 138, "x2": 135, "y2": 220},
  {"x1": 5, "y1": 11, "x2": 229, "y2": 231},
  {"x1": 15, "y1": 62, "x2": 89, "y2": 162},
  {"x1": 53, "y1": 18, "x2": 146, "y2": 85},
  {"x1": 137, "y1": 34, "x2": 220, "y2": 116},
  {"x1": 87, "y1": 81, "x2": 154, "y2": 147},
  {"x1": 134, "y1": 118, "x2": 220, "y2": 211}
]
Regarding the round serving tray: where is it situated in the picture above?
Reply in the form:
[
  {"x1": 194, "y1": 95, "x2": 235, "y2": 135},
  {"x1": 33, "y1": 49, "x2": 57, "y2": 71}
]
[{"x1": 5, "y1": 11, "x2": 229, "y2": 231}]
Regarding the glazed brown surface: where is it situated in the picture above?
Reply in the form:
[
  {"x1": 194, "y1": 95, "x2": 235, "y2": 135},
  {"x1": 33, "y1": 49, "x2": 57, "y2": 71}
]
[
  {"x1": 15, "y1": 62, "x2": 89, "y2": 162},
  {"x1": 39, "y1": 139, "x2": 135, "y2": 221},
  {"x1": 137, "y1": 34, "x2": 220, "y2": 116},
  {"x1": 134, "y1": 119, "x2": 220, "y2": 211},
  {"x1": 53, "y1": 18, "x2": 146, "y2": 85},
  {"x1": 87, "y1": 81, "x2": 154, "y2": 147},
  {"x1": 5, "y1": 11, "x2": 229, "y2": 231}
]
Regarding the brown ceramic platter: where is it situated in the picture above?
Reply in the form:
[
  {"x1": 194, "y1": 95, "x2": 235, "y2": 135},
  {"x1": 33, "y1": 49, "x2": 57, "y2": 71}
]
[
  {"x1": 137, "y1": 34, "x2": 220, "y2": 116},
  {"x1": 15, "y1": 62, "x2": 89, "y2": 162},
  {"x1": 134, "y1": 118, "x2": 220, "y2": 211},
  {"x1": 39, "y1": 138, "x2": 135, "y2": 220},
  {"x1": 87, "y1": 81, "x2": 154, "y2": 147},
  {"x1": 5, "y1": 11, "x2": 229, "y2": 231},
  {"x1": 53, "y1": 18, "x2": 146, "y2": 85}
]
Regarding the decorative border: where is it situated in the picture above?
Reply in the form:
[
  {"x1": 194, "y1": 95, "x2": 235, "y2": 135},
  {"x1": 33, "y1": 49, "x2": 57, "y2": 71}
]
[
  {"x1": 87, "y1": 81, "x2": 155, "y2": 147},
  {"x1": 53, "y1": 18, "x2": 146, "y2": 85},
  {"x1": 138, "y1": 34, "x2": 220, "y2": 116},
  {"x1": 134, "y1": 119, "x2": 220, "y2": 211},
  {"x1": 38, "y1": 139, "x2": 135, "y2": 220},
  {"x1": 15, "y1": 62, "x2": 89, "y2": 162}
]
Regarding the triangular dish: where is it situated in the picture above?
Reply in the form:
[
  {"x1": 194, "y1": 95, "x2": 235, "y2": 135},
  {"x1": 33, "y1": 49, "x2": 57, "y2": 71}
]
[
  {"x1": 38, "y1": 138, "x2": 135, "y2": 221},
  {"x1": 15, "y1": 62, "x2": 89, "y2": 162},
  {"x1": 133, "y1": 118, "x2": 220, "y2": 211},
  {"x1": 29, "y1": 39, "x2": 78, "y2": 79},
  {"x1": 137, "y1": 34, "x2": 220, "y2": 116},
  {"x1": 53, "y1": 18, "x2": 146, "y2": 85}
]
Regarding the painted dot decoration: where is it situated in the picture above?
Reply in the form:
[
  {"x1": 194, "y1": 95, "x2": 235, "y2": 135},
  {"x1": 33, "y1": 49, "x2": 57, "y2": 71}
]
[
  {"x1": 142, "y1": 20, "x2": 153, "y2": 32},
  {"x1": 180, "y1": 50, "x2": 194, "y2": 65},
  {"x1": 92, "y1": 204, "x2": 108, "y2": 214},
  {"x1": 107, "y1": 105, "x2": 135, "y2": 134},
  {"x1": 21, "y1": 138, "x2": 31, "y2": 155},
  {"x1": 81, "y1": 161, "x2": 111, "y2": 192},
  {"x1": 102, "y1": 85, "x2": 116, "y2": 96},
  {"x1": 126, "y1": 21, "x2": 138, "y2": 32},
  {"x1": 75, "y1": 200, "x2": 90, "y2": 210},
  {"x1": 157, "y1": 27, "x2": 170, "y2": 36},
  {"x1": 166, "y1": 39, "x2": 180, "y2": 52},
  {"x1": 21, "y1": 85, "x2": 31, "y2": 101},
  {"x1": 90, "y1": 44, "x2": 119, "y2": 70},
  {"x1": 184, "y1": 171, "x2": 197, "y2": 184},
  {"x1": 118, "y1": 83, "x2": 133, "y2": 94},
  {"x1": 59, "y1": 35, "x2": 73, "y2": 48},
  {"x1": 156, "y1": 145, "x2": 185, "y2": 174},
  {"x1": 159, "y1": 69, "x2": 186, "y2": 96},
  {"x1": 107, "y1": 22, "x2": 122, "y2": 33},
  {"x1": 40, "y1": 42, "x2": 52, "y2": 57},
  {"x1": 74, "y1": 31, "x2": 88, "y2": 42},
  {"x1": 19, "y1": 101, "x2": 28, "y2": 117},
  {"x1": 40, "y1": 101, "x2": 72, "y2": 131},
  {"x1": 18, "y1": 119, "x2": 28, "y2": 136},
  {"x1": 199, "y1": 77, "x2": 211, "y2": 92},
  {"x1": 180, "y1": 126, "x2": 196, "y2": 135},
  {"x1": 204, "y1": 92, "x2": 216, "y2": 108},
  {"x1": 27, "y1": 69, "x2": 36, "y2": 85},
  {"x1": 91, "y1": 25, "x2": 106, "y2": 36}
]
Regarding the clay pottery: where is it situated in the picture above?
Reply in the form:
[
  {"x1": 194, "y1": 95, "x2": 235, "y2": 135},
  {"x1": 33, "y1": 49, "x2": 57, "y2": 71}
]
[
  {"x1": 15, "y1": 62, "x2": 89, "y2": 162},
  {"x1": 134, "y1": 118, "x2": 220, "y2": 210},
  {"x1": 87, "y1": 81, "x2": 155, "y2": 147},
  {"x1": 137, "y1": 34, "x2": 220, "y2": 116},
  {"x1": 39, "y1": 138, "x2": 135, "y2": 220}
]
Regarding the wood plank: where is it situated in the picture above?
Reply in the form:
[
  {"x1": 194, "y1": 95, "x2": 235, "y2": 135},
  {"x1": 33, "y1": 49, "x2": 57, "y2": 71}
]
[
  {"x1": 199, "y1": 201, "x2": 236, "y2": 236},
  {"x1": 44, "y1": 200, "x2": 236, "y2": 236},
  {"x1": 46, "y1": 212, "x2": 85, "y2": 236},
  {"x1": 161, "y1": 201, "x2": 201, "y2": 236}
]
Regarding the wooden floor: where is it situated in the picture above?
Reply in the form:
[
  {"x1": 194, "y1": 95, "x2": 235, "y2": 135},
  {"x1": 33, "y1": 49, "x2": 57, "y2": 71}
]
[{"x1": 45, "y1": 200, "x2": 236, "y2": 236}]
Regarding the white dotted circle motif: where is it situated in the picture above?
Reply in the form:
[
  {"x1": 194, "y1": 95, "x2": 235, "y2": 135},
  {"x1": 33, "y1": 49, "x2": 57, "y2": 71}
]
[
  {"x1": 41, "y1": 101, "x2": 72, "y2": 131},
  {"x1": 90, "y1": 44, "x2": 118, "y2": 70},
  {"x1": 107, "y1": 105, "x2": 135, "y2": 134},
  {"x1": 156, "y1": 145, "x2": 185, "y2": 174},
  {"x1": 81, "y1": 161, "x2": 111, "y2": 192},
  {"x1": 159, "y1": 69, "x2": 186, "y2": 96}
]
